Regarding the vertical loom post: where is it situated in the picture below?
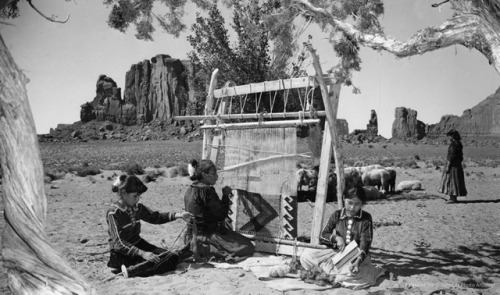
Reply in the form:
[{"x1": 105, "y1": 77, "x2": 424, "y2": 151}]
[
  {"x1": 308, "y1": 46, "x2": 345, "y2": 210},
  {"x1": 202, "y1": 69, "x2": 219, "y2": 159},
  {"x1": 310, "y1": 120, "x2": 333, "y2": 245}
]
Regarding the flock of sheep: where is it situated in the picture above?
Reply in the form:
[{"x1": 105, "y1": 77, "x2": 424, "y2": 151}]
[{"x1": 296, "y1": 164, "x2": 422, "y2": 203}]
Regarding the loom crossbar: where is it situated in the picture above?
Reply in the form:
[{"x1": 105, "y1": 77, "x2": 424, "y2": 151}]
[
  {"x1": 200, "y1": 119, "x2": 320, "y2": 130},
  {"x1": 213, "y1": 76, "x2": 336, "y2": 98},
  {"x1": 173, "y1": 111, "x2": 327, "y2": 121}
]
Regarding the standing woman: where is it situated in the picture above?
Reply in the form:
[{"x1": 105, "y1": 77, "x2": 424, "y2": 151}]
[
  {"x1": 439, "y1": 129, "x2": 467, "y2": 203},
  {"x1": 184, "y1": 159, "x2": 255, "y2": 262}
]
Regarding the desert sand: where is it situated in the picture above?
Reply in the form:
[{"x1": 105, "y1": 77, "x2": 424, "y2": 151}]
[{"x1": 1, "y1": 140, "x2": 500, "y2": 295}]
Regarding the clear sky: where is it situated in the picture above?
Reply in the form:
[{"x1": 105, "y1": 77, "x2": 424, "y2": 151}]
[{"x1": 1, "y1": 0, "x2": 499, "y2": 138}]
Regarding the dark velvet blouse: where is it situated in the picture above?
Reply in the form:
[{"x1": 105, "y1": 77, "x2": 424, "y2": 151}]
[
  {"x1": 447, "y1": 140, "x2": 464, "y2": 166},
  {"x1": 320, "y1": 208, "x2": 373, "y2": 259},
  {"x1": 184, "y1": 182, "x2": 230, "y2": 235}
]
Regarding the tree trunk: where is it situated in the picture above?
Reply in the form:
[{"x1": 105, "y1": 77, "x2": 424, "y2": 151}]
[{"x1": 0, "y1": 34, "x2": 94, "y2": 294}]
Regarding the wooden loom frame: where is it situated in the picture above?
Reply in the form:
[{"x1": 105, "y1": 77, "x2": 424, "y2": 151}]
[{"x1": 174, "y1": 63, "x2": 346, "y2": 256}]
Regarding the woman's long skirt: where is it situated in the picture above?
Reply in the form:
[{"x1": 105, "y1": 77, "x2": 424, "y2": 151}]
[{"x1": 438, "y1": 165, "x2": 467, "y2": 196}]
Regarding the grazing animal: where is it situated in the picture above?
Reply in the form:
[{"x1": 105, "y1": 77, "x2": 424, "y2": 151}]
[
  {"x1": 296, "y1": 168, "x2": 318, "y2": 192},
  {"x1": 343, "y1": 167, "x2": 364, "y2": 189},
  {"x1": 396, "y1": 180, "x2": 422, "y2": 191},
  {"x1": 362, "y1": 168, "x2": 391, "y2": 194},
  {"x1": 363, "y1": 186, "x2": 383, "y2": 201},
  {"x1": 359, "y1": 164, "x2": 384, "y2": 174},
  {"x1": 384, "y1": 167, "x2": 397, "y2": 194}
]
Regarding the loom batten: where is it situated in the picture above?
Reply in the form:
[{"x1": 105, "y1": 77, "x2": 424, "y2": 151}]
[
  {"x1": 200, "y1": 119, "x2": 320, "y2": 130},
  {"x1": 332, "y1": 241, "x2": 362, "y2": 271}
]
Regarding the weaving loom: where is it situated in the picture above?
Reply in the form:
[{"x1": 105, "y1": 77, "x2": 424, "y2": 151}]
[{"x1": 174, "y1": 71, "x2": 343, "y2": 255}]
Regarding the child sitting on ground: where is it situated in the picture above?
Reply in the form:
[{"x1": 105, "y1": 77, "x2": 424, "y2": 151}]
[{"x1": 106, "y1": 175, "x2": 192, "y2": 277}]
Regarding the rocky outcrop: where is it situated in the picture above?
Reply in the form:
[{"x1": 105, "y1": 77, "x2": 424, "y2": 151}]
[
  {"x1": 391, "y1": 107, "x2": 426, "y2": 140},
  {"x1": 80, "y1": 54, "x2": 191, "y2": 126},
  {"x1": 392, "y1": 87, "x2": 500, "y2": 140},
  {"x1": 367, "y1": 109, "x2": 378, "y2": 136},
  {"x1": 426, "y1": 87, "x2": 500, "y2": 138}
]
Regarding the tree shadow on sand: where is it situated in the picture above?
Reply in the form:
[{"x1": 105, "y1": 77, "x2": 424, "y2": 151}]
[
  {"x1": 369, "y1": 192, "x2": 443, "y2": 203},
  {"x1": 371, "y1": 243, "x2": 499, "y2": 288}
]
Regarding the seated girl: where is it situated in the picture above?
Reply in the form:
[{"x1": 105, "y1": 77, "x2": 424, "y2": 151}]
[
  {"x1": 106, "y1": 175, "x2": 192, "y2": 277},
  {"x1": 300, "y1": 186, "x2": 384, "y2": 289},
  {"x1": 184, "y1": 159, "x2": 255, "y2": 262}
]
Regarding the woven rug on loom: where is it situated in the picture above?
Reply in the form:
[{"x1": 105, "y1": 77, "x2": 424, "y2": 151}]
[{"x1": 220, "y1": 128, "x2": 298, "y2": 240}]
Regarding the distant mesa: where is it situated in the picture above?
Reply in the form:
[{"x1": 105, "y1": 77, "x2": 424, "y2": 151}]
[
  {"x1": 391, "y1": 86, "x2": 500, "y2": 140},
  {"x1": 79, "y1": 54, "x2": 192, "y2": 126}
]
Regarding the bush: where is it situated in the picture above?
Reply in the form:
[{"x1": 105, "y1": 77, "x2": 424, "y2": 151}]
[
  {"x1": 44, "y1": 167, "x2": 67, "y2": 181},
  {"x1": 164, "y1": 167, "x2": 178, "y2": 178},
  {"x1": 124, "y1": 162, "x2": 145, "y2": 175},
  {"x1": 74, "y1": 166, "x2": 101, "y2": 177},
  {"x1": 176, "y1": 163, "x2": 189, "y2": 176}
]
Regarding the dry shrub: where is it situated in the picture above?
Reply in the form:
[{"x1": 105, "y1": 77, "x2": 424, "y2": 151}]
[
  {"x1": 165, "y1": 162, "x2": 177, "y2": 168},
  {"x1": 144, "y1": 170, "x2": 162, "y2": 183},
  {"x1": 124, "y1": 162, "x2": 145, "y2": 175},
  {"x1": 44, "y1": 168, "x2": 67, "y2": 181},
  {"x1": 164, "y1": 167, "x2": 179, "y2": 178},
  {"x1": 176, "y1": 163, "x2": 189, "y2": 176},
  {"x1": 74, "y1": 166, "x2": 101, "y2": 177}
]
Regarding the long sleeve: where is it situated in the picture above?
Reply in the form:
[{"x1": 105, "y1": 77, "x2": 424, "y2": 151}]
[
  {"x1": 320, "y1": 211, "x2": 339, "y2": 246},
  {"x1": 137, "y1": 204, "x2": 177, "y2": 224},
  {"x1": 107, "y1": 208, "x2": 141, "y2": 256},
  {"x1": 358, "y1": 214, "x2": 373, "y2": 259}
]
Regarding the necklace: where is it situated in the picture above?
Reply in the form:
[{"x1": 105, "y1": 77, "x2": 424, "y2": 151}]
[{"x1": 346, "y1": 219, "x2": 353, "y2": 244}]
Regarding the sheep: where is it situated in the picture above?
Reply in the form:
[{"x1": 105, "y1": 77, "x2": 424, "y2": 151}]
[
  {"x1": 357, "y1": 164, "x2": 384, "y2": 174},
  {"x1": 361, "y1": 168, "x2": 391, "y2": 194},
  {"x1": 363, "y1": 186, "x2": 383, "y2": 201},
  {"x1": 296, "y1": 168, "x2": 318, "y2": 193},
  {"x1": 396, "y1": 180, "x2": 422, "y2": 191},
  {"x1": 384, "y1": 167, "x2": 397, "y2": 194}
]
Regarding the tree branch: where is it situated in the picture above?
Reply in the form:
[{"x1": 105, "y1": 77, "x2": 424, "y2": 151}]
[
  {"x1": 432, "y1": 0, "x2": 450, "y2": 8},
  {"x1": 292, "y1": 0, "x2": 482, "y2": 58},
  {"x1": 27, "y1": 0, "x2": 69, "y2": 23}
]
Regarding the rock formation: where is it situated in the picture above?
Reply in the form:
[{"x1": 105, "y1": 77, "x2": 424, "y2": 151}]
[
  {"x1": 367, "y1": 109, "x2": 378, "y2": 135},
  {"x1": 80, "y1": 54, "x2": 191, "y2": 126},
  {"x1": 392, "y1": 86, "x2": 500, "y2": 140},
  {"x1": 426, "y1": 86, "x2": 500, "y2": 138},
  {"x1": 391, "y1": 107, "x2": 426, "y2": 140}
]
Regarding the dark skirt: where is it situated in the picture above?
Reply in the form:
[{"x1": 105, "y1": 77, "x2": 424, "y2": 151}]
[
  {"x1": 438, "y1": 165, "x2": 467, "y2": 196},
  {"x1": 107, "y1": 239, "x2": 179, "y2": 277},
  {"x1": 185, "y1": 223, "x2": 255, "y2": 261}
]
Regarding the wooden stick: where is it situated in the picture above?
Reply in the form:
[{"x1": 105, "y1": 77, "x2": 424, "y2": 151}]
[
  {"x1": 221, "y1": 154, "x2": 310, "y2": 172},
  {"x1": 308, "y1": 46, "x2": 345, "y2": 211},
  {"x1": 213, "y1": 76, "x2": 337, "y2": 98},
  {"x1": 200, "y1": 119, "x2": 320, "y2": 130},
  {"x1": 240, "y1": 234, "x2": 328, "y2": 249},
  {"x1": 202, "y1": 69, "x2": 219, "y2": 159},
  {"x1": 174, "y1": 110, "x2": 327, "y2": 121}
]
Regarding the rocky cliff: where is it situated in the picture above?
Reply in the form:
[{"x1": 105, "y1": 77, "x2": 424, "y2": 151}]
[
  {"x1": 426, "y1": 86, "x2": 500, "y2": 138},
  {"x1": 80, "y1": 54, "x2": 191, "y2": 126},
  {"x1": 392, "y1": 107, "x2": 426, "y2": 140},
  {"x1": 392, "y1": 86, "x2": 500, "y2": 140}
]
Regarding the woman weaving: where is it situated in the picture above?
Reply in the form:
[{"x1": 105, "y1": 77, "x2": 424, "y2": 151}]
[{"x1": 183, "y1": 159, "x2": 255, "y2": 262}]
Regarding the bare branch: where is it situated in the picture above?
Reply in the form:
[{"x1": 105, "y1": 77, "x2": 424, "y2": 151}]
[
  {"x1": 432, "y1": 0, "x2": 451, "y2": 8},
  {"x1": 27, "y1": 0, "x2": 70, "y2": 24},
  {"x1": 292, "y1": 0, "x2": 481, "y2": 58}
]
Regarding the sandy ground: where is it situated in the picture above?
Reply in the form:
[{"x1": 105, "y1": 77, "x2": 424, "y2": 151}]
[{"x1": 1, "y1": 146, "x2": 500, "y2": 294}]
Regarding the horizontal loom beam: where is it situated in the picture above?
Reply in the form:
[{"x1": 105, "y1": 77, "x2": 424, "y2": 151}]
[
  {"x1": 213, "y1": 76, "x2": 336, "y2": 98},
  {"x1": 200, "y1": 119, "x2": 320, "y2": 130},
  {"x1": 174, "y1": 111, "x2": 327, "y2": 121}
]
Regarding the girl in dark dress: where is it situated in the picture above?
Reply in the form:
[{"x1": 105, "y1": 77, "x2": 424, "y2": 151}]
[
  {"x1": 438, "y1": 129, "x2": 467, "y2": 203},
  {"x1": 184, "y1": 159, "x2": 255, "y2": 262},
  {"x1": 106, "y1": 175, "x2": 192, "y2": 277}
]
